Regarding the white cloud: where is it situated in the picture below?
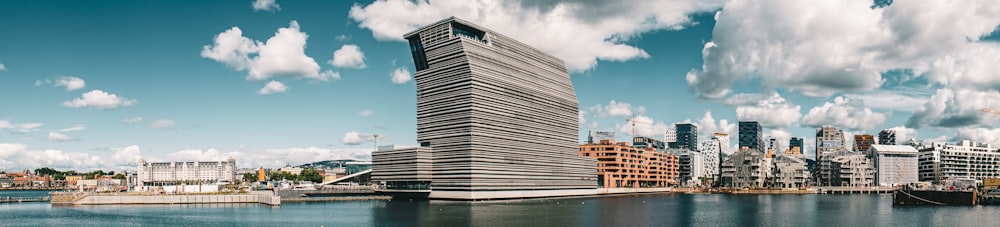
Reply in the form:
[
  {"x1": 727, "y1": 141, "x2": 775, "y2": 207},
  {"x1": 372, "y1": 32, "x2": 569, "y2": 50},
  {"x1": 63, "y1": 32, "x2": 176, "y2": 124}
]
[
  {"x1": 157, "y1": 146, "x2": 373, "y2": 168},
  {"x1": 729, "y1": 93, "x2": 801, "y2": 128},
  {"x1": 884, "y1": 126, "x2": 918, "y2": 144},
  {"x1": 252, "y1": 0, "x2": 280, "y2": 12},
  {"x1": 0, "y1": 143, "x2": 105, "y2": 171},
  {"x1": 202, "y1": 21, "x2": 338, "y2": 81},
  {"x1": 62, "y1": 90, "x2": 136, "y2": 109},
  {"x1": 257, "y1": 80, "x2": 289, "y2": 95},
  {"x1": 955, "y1": 127, "x2": 1000, "y2": 146},
  {"x1": 342, "y1": 131, "x2": 365, "y2": 145},
  {"x1": 349, "y1": 0, "x2": 724, "y2": 72},
  {"x1": 0, "y1": 63, "x2": 6, "y2": 71},
  {"x1": 54, "y1": 76, "x2": 85, "y2": 91},
  {"x1": 149, "y1": 119, "x2": 176, "y2": 129},
  {"x1": 335, "y1": 35, "x2": 352, "y2": 42},
  {"x1": 47, "y1": 132, "x2": 73, "y2": 142},
  {"x1": 112, "y1": 145, "x2": 142, "y2": 164},
  {"x1": 578, "y1": 111, "x2": 586, "y2": 125},
  {"x1": 0, "y1": 120, "x2": 43, "y2": 134},
  {"x1": 329, "y1": 44, "x2": 367, "y2": 69},
  {"x1": 58, "y1": 124, "x2": 85, "y2": 132},
  {"x1": 686, "y1": 0, "x2": 1000, "y2": 99},
  {"x1": 802, "y1": 96, "x2": 888, "y2": 131},
  {"x1": 123, "y1": 117, "x2": 143, "y2": 124},
  {"x1": 764, "y1": 129, "x2": 792, "y2": 151},
  {"x1": 697, "y1": 111, "x2": 736, "y2": 139},
  {"x1": 842, "y1": 91, "x2": 930, "y2": 112},
  {"x1": 906, "y1": 88, "x2": 1000, "y2": 129},
  {"x1": 589, "y1": 100, "x2": 644, "y2": 118},
  {"x1": 359, "y1": 110, "x2": 374, "y2": 117},
  {"x1": 615, "y1": 115, "x2": 671, "y2": 139},
  {"x1": 390, "y1": 67, "x2": 411, "y2": 84}
]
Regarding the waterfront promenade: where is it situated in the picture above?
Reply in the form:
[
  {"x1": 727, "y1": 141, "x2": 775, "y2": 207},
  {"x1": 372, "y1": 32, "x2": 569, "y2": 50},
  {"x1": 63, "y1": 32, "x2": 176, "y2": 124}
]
[{"x1": 50, "y1": 191, "x2": 281, "y2": 206}]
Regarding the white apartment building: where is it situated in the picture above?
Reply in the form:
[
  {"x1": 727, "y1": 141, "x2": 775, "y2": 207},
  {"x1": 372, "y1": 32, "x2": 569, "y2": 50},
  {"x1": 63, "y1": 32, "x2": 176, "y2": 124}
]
[
  {"x1": 919, "y1": 140, "x2": 1000, "y2": 183},
  {"x1": 868, "y1": 145, "x2": 919, "y2": 186},
  {"x1": 137, "y1": 158, "x2": 237, "y2": 185}
]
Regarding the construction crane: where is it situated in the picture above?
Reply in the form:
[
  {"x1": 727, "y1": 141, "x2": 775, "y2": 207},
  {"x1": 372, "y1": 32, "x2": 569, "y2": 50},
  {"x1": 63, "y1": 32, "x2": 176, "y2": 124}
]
[
  {"x1": 625, "y1": 115, "x2": 651, "y2": 139},
  {"x1": 983, "y1": 108, "x2": 1000, "y2": 116}
]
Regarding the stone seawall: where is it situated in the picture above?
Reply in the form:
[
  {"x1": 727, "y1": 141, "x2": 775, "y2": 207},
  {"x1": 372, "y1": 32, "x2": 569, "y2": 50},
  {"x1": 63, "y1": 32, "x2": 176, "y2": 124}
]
[{"x1": 51, "y1": 192, "x2": 280, "y2": 206}]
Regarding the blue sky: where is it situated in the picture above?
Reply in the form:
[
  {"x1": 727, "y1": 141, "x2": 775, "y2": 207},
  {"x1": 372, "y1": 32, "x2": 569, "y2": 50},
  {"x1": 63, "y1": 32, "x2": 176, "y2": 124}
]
[{"x1": 1, "y1": 0, "x2": 999, "y2": 171}]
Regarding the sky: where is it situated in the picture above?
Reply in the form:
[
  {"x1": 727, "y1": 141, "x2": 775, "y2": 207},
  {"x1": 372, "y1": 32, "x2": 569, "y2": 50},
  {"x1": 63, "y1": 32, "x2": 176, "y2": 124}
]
[{"x1": 1, "y1": 0, "x2": 999, "y2": 172}]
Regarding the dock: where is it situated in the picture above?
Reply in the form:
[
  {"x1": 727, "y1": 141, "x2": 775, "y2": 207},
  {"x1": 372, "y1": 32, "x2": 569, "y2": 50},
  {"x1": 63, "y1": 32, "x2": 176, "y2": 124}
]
[
  {"x1": 816, "y1": 187, "x2": 895, "y2": 194},
  {"x1": 50, "y1": 192, "x2": 281, "y2": 206},
  {"x1": 0, "y1": 196, "x2": 51, "y2": 203}
]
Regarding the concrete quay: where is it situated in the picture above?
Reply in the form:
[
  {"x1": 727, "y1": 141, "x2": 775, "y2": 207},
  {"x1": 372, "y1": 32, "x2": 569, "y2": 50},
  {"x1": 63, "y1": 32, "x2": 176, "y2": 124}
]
[{"x1": 50, "y1": 192, "x2": 281, "y2": 206}]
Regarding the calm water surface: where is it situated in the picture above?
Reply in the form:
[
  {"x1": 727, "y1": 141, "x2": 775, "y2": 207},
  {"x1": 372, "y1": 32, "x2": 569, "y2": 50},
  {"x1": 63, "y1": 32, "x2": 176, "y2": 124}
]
[{"x1": 1, "y1": 191, "x2": 997, "y2": 226}]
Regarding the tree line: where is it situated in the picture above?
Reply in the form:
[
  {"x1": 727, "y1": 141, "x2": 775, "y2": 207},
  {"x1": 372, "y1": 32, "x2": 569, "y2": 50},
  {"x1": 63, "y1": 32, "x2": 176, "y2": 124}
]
[{"x1": 28, "y1": 167, "x2": 125, "y2": 180}]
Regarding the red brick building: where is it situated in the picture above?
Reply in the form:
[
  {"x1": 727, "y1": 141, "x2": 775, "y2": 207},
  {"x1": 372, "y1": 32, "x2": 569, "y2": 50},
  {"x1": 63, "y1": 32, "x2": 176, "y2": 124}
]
[{"x1": 578, "y1": 140, "x2": 679, "y2": 188}]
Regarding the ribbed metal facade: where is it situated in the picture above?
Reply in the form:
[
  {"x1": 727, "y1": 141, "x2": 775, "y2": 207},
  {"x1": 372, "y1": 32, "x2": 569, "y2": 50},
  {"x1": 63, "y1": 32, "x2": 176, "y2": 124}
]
[{"x1": 403, "y1": 17, "x2": 597, "y2": 195}]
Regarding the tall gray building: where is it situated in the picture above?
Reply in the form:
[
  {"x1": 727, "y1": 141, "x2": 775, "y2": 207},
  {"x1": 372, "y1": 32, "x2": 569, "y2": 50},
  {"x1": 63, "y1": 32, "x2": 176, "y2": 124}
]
[
  {"x1": 376, "y1": 17, "x2": 598, "y2": 200},
  {"x1": 738, "y1": 121, "x2": 763, "y2": 151},
  {"x1": 674, "y1": 123, "x2": 698, "y2": 151},
  {"x1": 879, "y1": 129, "x2": 896, "y2": 145}
]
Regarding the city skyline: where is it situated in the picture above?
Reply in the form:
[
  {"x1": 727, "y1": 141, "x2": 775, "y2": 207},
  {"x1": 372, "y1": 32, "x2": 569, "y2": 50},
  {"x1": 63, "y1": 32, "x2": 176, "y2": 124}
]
[{"x1": 2, "y1": 0, "x2": 1000, "y2": 171}]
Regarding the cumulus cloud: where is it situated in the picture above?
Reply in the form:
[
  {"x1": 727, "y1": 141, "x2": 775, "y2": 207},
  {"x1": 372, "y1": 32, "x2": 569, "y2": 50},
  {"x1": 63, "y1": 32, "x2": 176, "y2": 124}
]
[
  {"x1": 390, "y1": 67, "x2": 411, "y2": 84},
  {"x1": 252, "y1": 0, "x2": 280, "y2": 12},
  {"x1": 883, "y1": 126, "x2": 917, "y2": 144},
  {"x1": 906, "y1": 88, "x2": 1000, "y2": 129},
  {"x1": 0, "y1": 143, "x2": 105, "y2": 171},
  {"x1": 329, "y1": 44, "x2": 367, "y2": 69},
  {"x1": 842, "y1": 91, "x2": 931, "y2": 112},
  {"x1": 578, "y1": 111, "x2": 587, "y2": 125},
  {"x1": 589, "y1": 100, "x2": 645, "y2": 118},
  {"x1": 54, "y1": 76, "x2": 85, "y2": 91},
  {"x1": 698, "y1": 111, "x2": 736, "y2": 139},
  {"x1": 257, "y1": 80, "x2": 289, "y2": 95},
  {"x1": 342, "y1": 131, "x2": 365, "y2": 145},
  {"x1": 687, "y1": 0, "x2": 1000, "y2": 99},
  {"x1": 47, "y1": 132, "x2": 73, "y2": 142},
  {"x1": 0, "y1": 63, "x2": 6, "y2": 71},
  {"x1": 956, "y1": 127, "x2": 1000, "y2": 146},
  {"x1": 158, "y1": 146, "x2": 373, "y2": 168},
  {"x1": 349, "y1": 0, "x2": 724, "y2": 72},
  {"x1": 359, "y1": 110, "x2": 374, "y2": 117},
  {"x1": 123, "y1": 117, "x2": 143, "y2": 124},
  {"x1": 112, "y1": 145, "x2": 142, "y2": 164},
  {"x1": 615, "y1": 115, "x2": 671, "y2": 139},
  {"x1": 341, "y1": 131, "x2": 386, "y2": 146},
  {"x1": 62, "y1": 90, "x2": 136, "y2": 109},
  {"x1": 149, "y1": 119, "x2": 176, "y2": 129},
  {"x1": 802, "y1": 96, "x2": 888, "y2": 130},
  {"x1": 202, "y1": 21, "x2": 339, "y2": 81},
  {"x1": 728, "y1": 93, "x2": 801, "y2": 128}
]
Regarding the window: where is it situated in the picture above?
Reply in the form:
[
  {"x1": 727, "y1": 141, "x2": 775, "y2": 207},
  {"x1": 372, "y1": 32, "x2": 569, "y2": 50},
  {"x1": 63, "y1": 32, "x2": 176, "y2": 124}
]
[{"x1": 407, "y1": 36, "x2": 429, "y2": 71}]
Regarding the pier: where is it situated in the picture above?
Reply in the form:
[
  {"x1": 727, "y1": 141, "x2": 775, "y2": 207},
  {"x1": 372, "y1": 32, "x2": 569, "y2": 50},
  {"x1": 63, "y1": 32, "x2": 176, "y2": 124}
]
[
  {"x1": 0, "y1": 196, "x2": 51, "y2": 203},
  {"x1": 50, "y1": 192, "x2": 281, "y2": 206},
  {"x1": 816, "y1": 187, "x2": 895, "y2": 194}
]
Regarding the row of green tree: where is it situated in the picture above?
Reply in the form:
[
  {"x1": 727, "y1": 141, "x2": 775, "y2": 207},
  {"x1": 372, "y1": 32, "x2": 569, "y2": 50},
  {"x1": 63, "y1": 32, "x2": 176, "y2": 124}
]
[
  {"x1": 31, "y1": 167, "x2": 125, "y2": 180},
  {"x1": 241, "y1": 168, "x2": 323, "y2": 183}
]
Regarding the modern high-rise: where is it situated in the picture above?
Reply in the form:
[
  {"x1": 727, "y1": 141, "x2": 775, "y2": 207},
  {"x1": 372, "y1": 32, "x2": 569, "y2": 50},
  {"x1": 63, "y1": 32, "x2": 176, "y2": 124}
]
[
  {"x1": 674, "y1": 123, "x2": 698, "y2": 151},
  {"x1": 700, "y1": 133, "x2": 728, "y2": 183},
  {"x1": 374, "y1": 17, "x2": 598, "y2": 200},
  {"x1": 738, "y1": 121, "x2": 764, "y2": 151},
  {"x1": 879, "y1": 129, "x2": 896, "y2": 145},
  {"x1": 854, "y1": 134, "x2": 875, "y2": 152},
  {"x1": 816, "y1": 125, "x2": 847, "y2": 160}
]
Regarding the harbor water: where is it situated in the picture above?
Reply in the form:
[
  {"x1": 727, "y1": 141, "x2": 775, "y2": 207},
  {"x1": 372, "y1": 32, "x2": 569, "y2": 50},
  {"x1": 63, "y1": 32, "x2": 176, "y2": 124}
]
[{"x1": 2, "y1": 191, "x2": 999, "y2": 226}]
